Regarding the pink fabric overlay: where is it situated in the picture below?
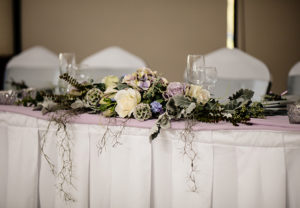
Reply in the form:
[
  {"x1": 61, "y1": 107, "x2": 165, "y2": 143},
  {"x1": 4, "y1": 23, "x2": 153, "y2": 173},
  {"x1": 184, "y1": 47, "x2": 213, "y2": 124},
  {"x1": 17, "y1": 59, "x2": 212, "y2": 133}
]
[{"x1": 0, "y1": 105, "x2": 299, "y2": 132}]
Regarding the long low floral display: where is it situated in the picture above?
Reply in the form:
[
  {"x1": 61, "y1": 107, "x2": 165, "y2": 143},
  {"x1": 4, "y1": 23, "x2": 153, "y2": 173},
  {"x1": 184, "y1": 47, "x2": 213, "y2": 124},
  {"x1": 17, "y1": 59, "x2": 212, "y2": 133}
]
[
  {"x1": 16, "y1": 67, "x2": 264, "y2": 202},
  {"x1": 19, "y1": 67, "x2": 264, "y2": 140}
]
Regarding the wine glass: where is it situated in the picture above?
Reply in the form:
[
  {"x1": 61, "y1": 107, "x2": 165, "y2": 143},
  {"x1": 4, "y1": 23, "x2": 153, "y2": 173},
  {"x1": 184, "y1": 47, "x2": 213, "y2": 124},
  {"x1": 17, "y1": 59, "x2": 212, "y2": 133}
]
[
  {"x1": 74, "y1": 64, "x2": 91, "y2": 83},
  {"x1": 59, "y1": 53, "x2": 76, "y2": 75},
  {"x1": 187, "y1": 66, "x2": 206, "y2": 86},
  {"x1": 186, "y1": 55, "x2": 205, "y2": 84},
  {"x1": 203, "y1": 66, "x2": 218, "y2": 92},
  {"x1": 58, "y1": 53, "x2": 76, "y2": 94}
]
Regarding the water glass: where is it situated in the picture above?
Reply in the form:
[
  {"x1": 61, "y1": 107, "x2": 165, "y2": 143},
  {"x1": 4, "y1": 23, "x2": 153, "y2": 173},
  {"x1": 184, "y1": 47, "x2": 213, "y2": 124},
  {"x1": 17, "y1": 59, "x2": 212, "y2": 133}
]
[
  {"x1": 203, "y1": 66, "x2": 218, "y2": 91},
  {"x1": 74, "y1": 64, "x2": 91, "y2": 83},
  {"x1": 59, "y1": 53, "x2": 76, "y2": 75},
  {"x1": 186, "y1": 55, "x2": 205, "y2": 84},
  {"x1": 57, "y1": 53, "x2": 76, "y2": 94},
  {"x1": 187, "y1": 66, "x2": 206, "y2": 85}
]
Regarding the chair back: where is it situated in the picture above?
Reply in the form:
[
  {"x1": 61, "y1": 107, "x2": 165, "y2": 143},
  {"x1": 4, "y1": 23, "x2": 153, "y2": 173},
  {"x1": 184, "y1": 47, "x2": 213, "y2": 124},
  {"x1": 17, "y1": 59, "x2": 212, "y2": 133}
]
[
  {"x1": 288, "y1": 61, "x2": 300, "y2": 95},
  {"x1": 4, "y1": 46, "x2": 59, "y2": 89},
  {"x1": 80, "y1": 46, "x2": 146, "y2": 81},
  {"x1": 205, "y1": 48, "x2": 271, "y2": 101}
]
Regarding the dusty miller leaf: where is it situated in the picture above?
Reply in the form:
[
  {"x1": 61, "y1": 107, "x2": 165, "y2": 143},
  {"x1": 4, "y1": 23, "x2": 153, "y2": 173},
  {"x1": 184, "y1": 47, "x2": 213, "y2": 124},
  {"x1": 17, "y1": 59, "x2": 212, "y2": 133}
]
[
  {"x1": 186, "y1": 102, "x2": 196, "y2": 114},
  {"x1": 173, "y1": 95, "x2": 192, "y2": 108}
]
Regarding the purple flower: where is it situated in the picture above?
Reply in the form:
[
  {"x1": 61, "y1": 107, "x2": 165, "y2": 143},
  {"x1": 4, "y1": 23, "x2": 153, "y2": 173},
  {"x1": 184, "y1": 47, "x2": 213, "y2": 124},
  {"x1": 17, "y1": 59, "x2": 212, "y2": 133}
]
[
  {"x1": 151, "y1": 101, "x2": 163, "y2": 114},
  {"x1": 138, "y1": 80, "x2": 151, "y2": 90},
  {"x1": 166, "y1": 82, "x2": 185, "y2": 98}
]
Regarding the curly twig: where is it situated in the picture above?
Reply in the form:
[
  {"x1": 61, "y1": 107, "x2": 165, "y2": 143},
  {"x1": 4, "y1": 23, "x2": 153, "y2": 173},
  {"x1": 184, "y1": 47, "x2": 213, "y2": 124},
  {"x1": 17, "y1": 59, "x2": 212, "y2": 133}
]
[
  {"x1": 40, "y1": 110, "x2": 81, "y2": 203},
  {"x1": 180, "y1": 118, "x2": 199, "y2": 192},
  {"x1": 97, "y1": 117, "x2": 129, "y2": 155}
]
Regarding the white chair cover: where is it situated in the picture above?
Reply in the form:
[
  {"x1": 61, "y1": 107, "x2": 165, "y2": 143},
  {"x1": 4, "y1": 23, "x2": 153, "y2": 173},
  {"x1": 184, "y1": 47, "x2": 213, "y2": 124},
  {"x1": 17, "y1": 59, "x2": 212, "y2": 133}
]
[
  {"x1": 205, "y1": 48, "x2": 271, "y2": 101},
  {"x1": 80, "y1": 46, "x2": 146, "y2": 82},
  {"x1": 288, "y1": 61, "x2": 300, "y2": 95},
  {"x1": 4, "y1": 46, "x2": 60, "y2": 90}
]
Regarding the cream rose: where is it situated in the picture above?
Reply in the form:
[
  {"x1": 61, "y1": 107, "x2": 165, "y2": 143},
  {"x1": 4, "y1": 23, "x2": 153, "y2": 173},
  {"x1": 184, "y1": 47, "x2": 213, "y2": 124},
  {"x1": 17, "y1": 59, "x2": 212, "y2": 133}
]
[
  {"x1": 186, "y1": 84, "x2": 210, "y2": 104},
  {"x1": 114, "y1": 88, "x2": 141, "y2": 118},
  {"x1": 102, "y1": 75, "x2": 119, "y2": 88}
]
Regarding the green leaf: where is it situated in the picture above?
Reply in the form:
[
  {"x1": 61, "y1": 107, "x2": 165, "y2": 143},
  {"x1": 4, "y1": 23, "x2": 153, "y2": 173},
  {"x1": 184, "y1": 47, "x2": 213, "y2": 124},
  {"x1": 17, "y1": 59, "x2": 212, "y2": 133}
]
[
  {"x1": 172, "y1": 95, "x2": 192, "y2": 108},
  {"x1": 93, "y1": 83, "x2": 106, "y2": 91},
  {"x1": 117, "y1": 83, "x2": 129, "y2": 90},
  {"x1": 186, "y1": 103, "x2": 196, "y2": 114},
  {"x1": 229, "y1": 89, "x2": 254, "y2": 101}
]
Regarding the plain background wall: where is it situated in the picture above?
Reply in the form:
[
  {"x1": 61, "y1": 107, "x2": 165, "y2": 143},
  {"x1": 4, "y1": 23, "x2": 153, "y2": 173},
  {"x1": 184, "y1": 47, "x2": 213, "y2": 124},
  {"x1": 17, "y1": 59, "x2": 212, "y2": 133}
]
[
  {"x1": 238, "y1": 0, "x2": 300, "y2": 93},
  {"x1": 22, "y1": 0, "x2": 227, "y2": 83},
  {"x1": 0, "y1": 0, "x2": 13, "y2": 54},
  {"x1": 1, "y1": 0, "x2": 299, "y2": 93}
]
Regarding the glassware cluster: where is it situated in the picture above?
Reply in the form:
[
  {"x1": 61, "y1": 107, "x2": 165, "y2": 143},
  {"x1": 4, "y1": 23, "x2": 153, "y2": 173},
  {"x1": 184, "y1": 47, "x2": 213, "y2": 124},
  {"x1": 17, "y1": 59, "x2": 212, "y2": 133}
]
[
  {"x1": 186, "y1": 55, "x2": 218, "y2": 93},
  {"x1": 57, "y1": 53, "x2": 90, "y2": 94}
]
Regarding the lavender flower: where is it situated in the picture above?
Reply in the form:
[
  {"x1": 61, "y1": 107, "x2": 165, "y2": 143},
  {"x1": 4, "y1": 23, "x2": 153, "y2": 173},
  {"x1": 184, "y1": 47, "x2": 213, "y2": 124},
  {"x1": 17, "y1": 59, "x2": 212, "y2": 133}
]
[
  {"x1": 138, "y1": 80, "x2": 151, "y2": 90},
  {"x1": 151, "y1": 101, "x2": 163, "y2": 114},
  {"x1": 165, "y1": 82, "x2": 185, "y2": 98}
]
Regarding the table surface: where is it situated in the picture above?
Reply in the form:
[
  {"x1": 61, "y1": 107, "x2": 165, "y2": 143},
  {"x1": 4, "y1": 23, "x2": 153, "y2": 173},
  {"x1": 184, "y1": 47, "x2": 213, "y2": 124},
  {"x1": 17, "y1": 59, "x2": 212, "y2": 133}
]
[{"x1": 0, "y1": 105, "x2": 299, "y2": 132}]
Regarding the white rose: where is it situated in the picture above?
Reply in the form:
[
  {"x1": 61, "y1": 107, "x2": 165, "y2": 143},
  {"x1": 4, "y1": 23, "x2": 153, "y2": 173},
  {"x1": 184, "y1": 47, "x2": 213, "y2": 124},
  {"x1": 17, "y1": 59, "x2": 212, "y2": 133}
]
[
  {"x1": 186, "y1": 84, "x2": 210, "y2": 104},
  {"x1": 114, "y1": 88, "x2": 141, "y2": 118}
]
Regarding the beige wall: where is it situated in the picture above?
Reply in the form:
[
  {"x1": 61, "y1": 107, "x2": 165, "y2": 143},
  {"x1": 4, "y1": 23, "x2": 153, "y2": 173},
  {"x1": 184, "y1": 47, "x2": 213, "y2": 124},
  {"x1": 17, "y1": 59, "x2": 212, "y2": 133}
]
[
  {"x1": 0, "y1": 0, "x2": 13, "y2": 54},
  {"x1": 22, "y1": 0, "x2": 226, "y2": 82},
  {"x1": 239, "y1": 0, "x2": 300, "y2": 93},
  {"x1": 21, "y1": 0, "x2": 300, "y2": 93}
]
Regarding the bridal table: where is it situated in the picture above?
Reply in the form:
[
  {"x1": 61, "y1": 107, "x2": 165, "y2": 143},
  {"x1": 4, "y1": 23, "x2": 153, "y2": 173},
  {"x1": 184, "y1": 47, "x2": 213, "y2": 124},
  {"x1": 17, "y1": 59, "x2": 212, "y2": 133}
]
[{"x1": 0, "y1": 105, "x2": 299, "y2": 208}]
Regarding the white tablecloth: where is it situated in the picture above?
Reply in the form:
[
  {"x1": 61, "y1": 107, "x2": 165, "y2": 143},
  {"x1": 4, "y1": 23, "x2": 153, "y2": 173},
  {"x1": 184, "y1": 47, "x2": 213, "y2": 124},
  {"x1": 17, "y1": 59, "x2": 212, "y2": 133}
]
[{"x1": 0, "y1": 111, "x2": 300, "y2": 208}]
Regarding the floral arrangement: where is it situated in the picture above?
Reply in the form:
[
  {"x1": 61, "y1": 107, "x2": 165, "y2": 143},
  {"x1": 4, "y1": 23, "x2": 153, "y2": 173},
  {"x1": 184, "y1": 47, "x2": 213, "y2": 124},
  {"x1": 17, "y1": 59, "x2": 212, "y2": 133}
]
[
  {"x1": 21, "y1": 67, "x2": 264, "y2": 140},
  {"x1": 16, "y1": 67, "x2": 264, "y2": 202}
]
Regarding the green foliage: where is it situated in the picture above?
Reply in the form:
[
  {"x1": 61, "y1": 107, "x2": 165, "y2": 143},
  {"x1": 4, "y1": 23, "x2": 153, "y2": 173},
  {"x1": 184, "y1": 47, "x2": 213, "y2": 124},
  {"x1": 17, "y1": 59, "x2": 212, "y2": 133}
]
[
  {"x1": 19, "y1": 70, "x2": 265, "y2": 141},
  {"x1": 116, "y1": 83, "x2": 129, "y2": 90},
  {"x1": 228, "y1": 89, "x2": 254, "y2": 101},
  {"x1": 143, "y1": 77, "x2": 167, "y2": 104},
  {"x1": 10, "y1": 79, "x2": 28, "y2": 90},
  {"x1": 93, "y1": 83, "x2": 106, "y2": 92},
  {"x1": 150, "y1": 89, "x2": 264, "y2": 140},
  {"x1": 263, "y1": 92, "x2": 286, "y2": 101},
  {"x1": 17, "y1": 90, "x2": 51, "y2": 107},
  {"x1": 192, "y1": 100, "x2": 223, "y2": 123},
  {"x1": 59, "y1": 73, "x2": 86, "y2": 90},
  {"x1": 249, "y1": 102, "x2": 265, "y2": 118}
]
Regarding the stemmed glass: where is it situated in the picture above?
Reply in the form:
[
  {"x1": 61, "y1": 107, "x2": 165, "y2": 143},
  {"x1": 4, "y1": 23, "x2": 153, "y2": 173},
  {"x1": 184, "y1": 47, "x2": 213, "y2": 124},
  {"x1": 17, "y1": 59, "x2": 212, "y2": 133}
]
[
  {"x1": 74, "y1": 64, "x2": 90, "y2": 83},
  {"x1": 203, "y1": 66, "x2": 218, "y2": 91},
  {"x1": 59, "y1": 53, "x2": 76, "y2": 75},
  {"x1": 186, "y1": 54, "x2": 218, "y2": 95},
  {"x1": 58, "y1": 53, "x2": 76, "y2": 94},
  {"x1": 186, "y1": 55, "x2": 206, "y2": 85}
]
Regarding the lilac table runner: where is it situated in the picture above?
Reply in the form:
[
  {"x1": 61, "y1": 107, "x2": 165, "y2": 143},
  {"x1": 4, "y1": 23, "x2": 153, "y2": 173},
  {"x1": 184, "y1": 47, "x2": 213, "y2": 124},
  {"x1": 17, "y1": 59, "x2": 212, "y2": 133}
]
[{"x1": 0, "y1": 105, "x2": 299, "y2": 132}]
